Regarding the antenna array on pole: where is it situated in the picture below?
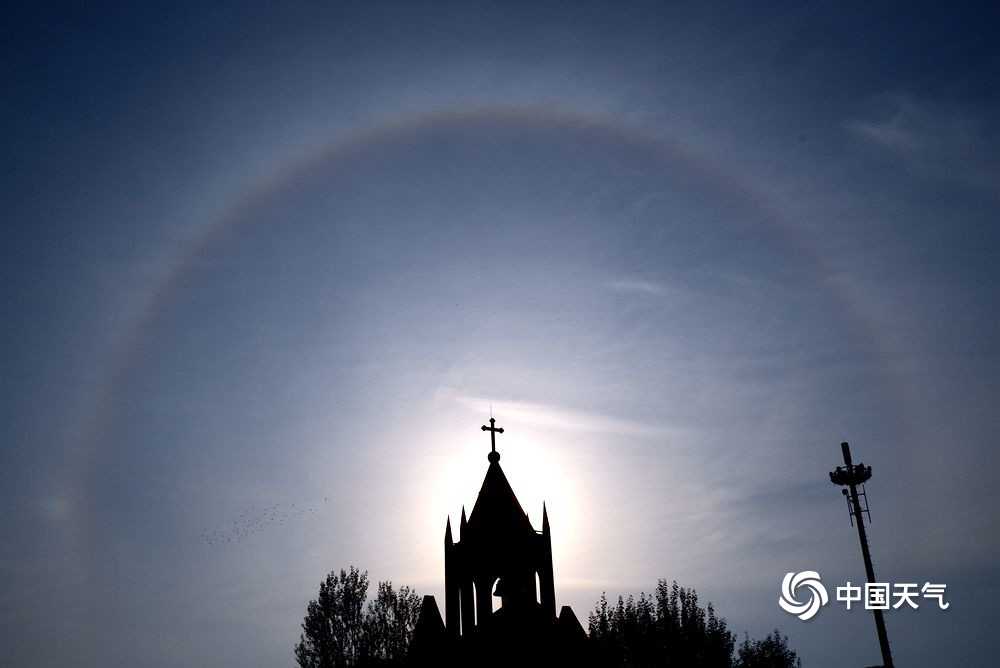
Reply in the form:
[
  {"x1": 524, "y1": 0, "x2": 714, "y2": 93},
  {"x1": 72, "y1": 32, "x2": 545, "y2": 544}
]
[{"x1": 828, "y1": 441, "x2": 894, "y2": 668}]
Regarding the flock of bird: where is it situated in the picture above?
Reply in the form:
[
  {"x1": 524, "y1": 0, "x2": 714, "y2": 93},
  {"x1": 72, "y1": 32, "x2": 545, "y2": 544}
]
[{"x1": 199, "y1": 497, "x2": 331, "y2": 547}]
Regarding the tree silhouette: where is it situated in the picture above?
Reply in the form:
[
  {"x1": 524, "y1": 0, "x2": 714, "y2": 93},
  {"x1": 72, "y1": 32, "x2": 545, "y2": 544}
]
[
  {"x1": 296, "y1": 567, "x2": 369, "y2": 668},
  {"x1": 295, "y1": 566, "x2": 421, "y2": 668},
  {"x1": 735, "y1": 629, "x2": 801, "y2": 668},
  {"x1": 588, "y1": 580, "x2": 797, "y2": 667},
  {"x1": 588, "y1": 580, "x2": 736, "y2": 667},
  {"x1": 362, "y1": 580, "x2": 421, "y2": 665}
]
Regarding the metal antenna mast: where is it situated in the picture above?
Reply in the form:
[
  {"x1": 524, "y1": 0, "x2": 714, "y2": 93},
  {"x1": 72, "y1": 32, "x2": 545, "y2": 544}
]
[{"x1": 829, "y1": 441, "x2": 893, "y2": 668}]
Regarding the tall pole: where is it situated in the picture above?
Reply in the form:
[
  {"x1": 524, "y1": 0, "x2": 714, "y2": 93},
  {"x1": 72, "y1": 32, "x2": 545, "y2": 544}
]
[{"x1": 834, "y1": 442, "x2": 894, "y2": 668}]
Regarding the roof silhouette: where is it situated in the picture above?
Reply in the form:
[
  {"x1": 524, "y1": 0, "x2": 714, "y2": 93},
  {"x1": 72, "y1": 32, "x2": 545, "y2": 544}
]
[{"x1": 466, "y1": 458, "x2": 534, "y2": 539}]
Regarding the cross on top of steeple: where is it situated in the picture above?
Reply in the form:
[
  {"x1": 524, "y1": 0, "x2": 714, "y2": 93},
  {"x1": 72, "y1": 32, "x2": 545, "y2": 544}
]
[{"x1": 481, "y1": 417, "x2": 504, "y2": 462}]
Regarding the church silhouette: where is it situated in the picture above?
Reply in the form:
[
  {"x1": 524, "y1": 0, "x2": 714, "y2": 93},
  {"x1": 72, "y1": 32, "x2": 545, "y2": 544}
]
[{"x1": 409, "y1": 418, "x2": 591, "y2": 666}]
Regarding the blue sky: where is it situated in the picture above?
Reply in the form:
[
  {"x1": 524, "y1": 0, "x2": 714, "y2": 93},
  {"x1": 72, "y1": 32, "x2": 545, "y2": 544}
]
[{"x1": 2, "y1": 2, "x2": 997, "y2": 666}]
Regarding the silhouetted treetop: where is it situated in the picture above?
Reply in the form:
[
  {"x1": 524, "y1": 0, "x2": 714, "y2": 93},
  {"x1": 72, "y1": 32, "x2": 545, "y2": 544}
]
[
  {"x1": 295, "y1": 566, "x2": 420, "y2": 668},
  {"x1": 588, "y1": 579, "x2": 798, "y2": 668}
]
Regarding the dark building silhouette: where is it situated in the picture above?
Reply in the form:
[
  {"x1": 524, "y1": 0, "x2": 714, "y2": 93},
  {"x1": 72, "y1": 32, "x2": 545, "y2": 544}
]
[{"x1": 409, "y1": 419, "x2": 591, "y2": 666}]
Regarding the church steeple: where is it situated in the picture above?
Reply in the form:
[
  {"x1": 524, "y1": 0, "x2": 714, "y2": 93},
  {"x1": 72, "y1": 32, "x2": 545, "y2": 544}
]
[
  {"x1": 443, "y1": 418, "x2": 558, "y2": 637},
  {"x1": 413, "y1": 416, "x2": 590, "y2": 665},
  {"x1": 466, "y1": 453, "x2": 532, "y2": 534}
]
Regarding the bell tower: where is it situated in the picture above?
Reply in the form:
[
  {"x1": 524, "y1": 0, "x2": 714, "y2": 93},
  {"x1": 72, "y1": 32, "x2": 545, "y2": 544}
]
[
  {"x1": 409, "y1": 417, "x2": 590, "y2": 666},
  {"x1": 444, "y1": 418, "x2": 557, "y2": 635}
]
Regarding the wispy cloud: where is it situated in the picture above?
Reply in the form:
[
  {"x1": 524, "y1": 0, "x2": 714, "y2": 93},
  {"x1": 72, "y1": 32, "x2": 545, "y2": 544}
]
[
  {"x1": 605, "y1": 278, "x2": 667, "y2": 297},
  {"x1": 435, "y1": 387, "x2": 656, "y2": 437},
  {"x1": 846, "y1": 92, "x2": 998, "y2": 188}
]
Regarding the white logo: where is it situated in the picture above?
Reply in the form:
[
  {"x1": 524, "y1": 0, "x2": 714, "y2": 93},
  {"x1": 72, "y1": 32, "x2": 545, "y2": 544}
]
[{"x1": 779, "y1": 571, "x2": 829, "y2": 620}]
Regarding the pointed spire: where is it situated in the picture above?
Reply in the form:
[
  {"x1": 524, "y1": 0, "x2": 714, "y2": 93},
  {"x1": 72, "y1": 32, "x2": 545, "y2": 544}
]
[
  {"x1": 445, "y1": 516, "x2": 453, "y2": 545},
  {"x1": 542, "y1": 502, "x2": 550, "y2": 535},
  {"x1": 460, "y1": 505, "x2": 468, "y2": 528}
]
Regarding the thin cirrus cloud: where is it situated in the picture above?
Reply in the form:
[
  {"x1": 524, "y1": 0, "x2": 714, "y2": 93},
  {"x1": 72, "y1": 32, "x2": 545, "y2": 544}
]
[
  {"x1": 845, "y1": 92, "x2": 999, "y2": 187},
  {"x1": 605, "y1": 278, "x2": 669, "y2": 297},
  {"x1": 438, "y1": 388, "x2": 657, "y2": 439}
]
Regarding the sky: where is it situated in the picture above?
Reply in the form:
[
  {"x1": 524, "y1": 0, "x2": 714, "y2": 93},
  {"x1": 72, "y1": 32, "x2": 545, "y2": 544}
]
[{"x1": 2, "y1": 2, "x2": 997, "y2": 666}]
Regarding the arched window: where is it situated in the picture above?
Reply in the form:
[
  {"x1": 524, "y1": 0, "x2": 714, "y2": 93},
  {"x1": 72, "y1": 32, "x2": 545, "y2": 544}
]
[
  {"x1": 492, "y1": 577, "x2": 502, "y2": 613},
  {"x1": 470, "y1": 582, "x2": 478, "y2": 630}
]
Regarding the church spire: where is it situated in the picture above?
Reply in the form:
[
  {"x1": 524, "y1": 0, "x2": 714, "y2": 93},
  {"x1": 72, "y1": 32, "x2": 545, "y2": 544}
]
[{"x1": 438, "y1": 418, "x2": 566, "y2": 644}]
